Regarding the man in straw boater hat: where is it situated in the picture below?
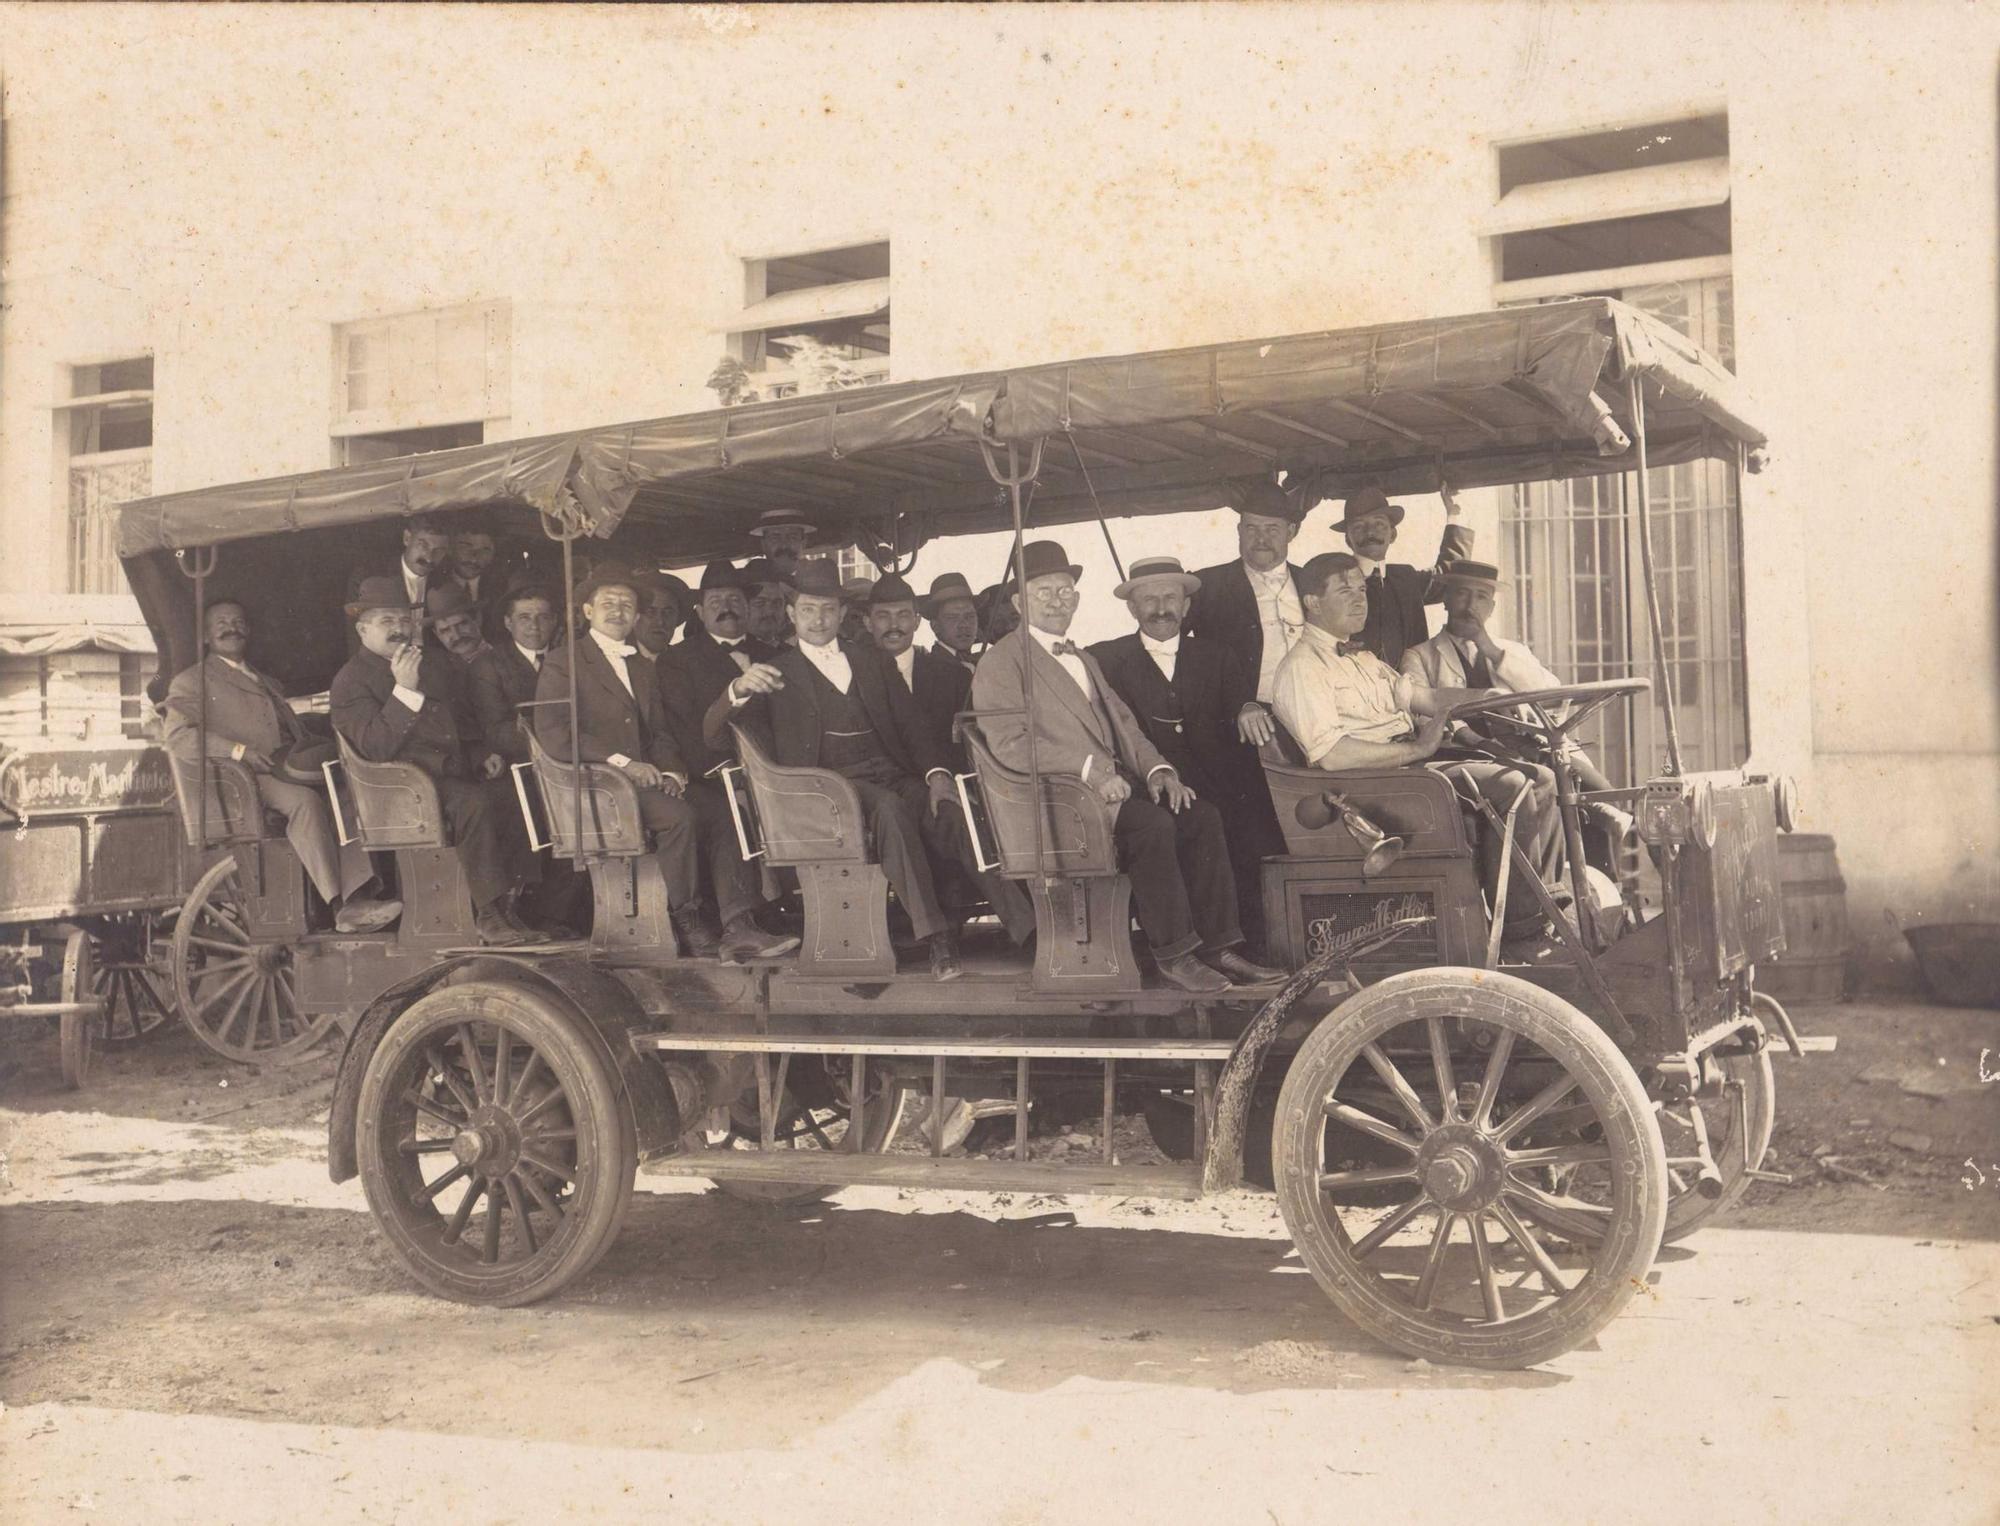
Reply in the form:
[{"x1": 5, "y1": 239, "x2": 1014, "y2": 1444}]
[
  {"x1": 705, "y1": 560, "x2": 980, "y2": 981},
  {"x1": 535, "y1": 564, "x2": 798, "y2": 965},
  {"x1": 1087, "y1": 554, "x2": 1284, "y2": 955},
  {"x1": 164, "y1": 598, "x2": 401, "y2": 934},
  {"x1": 746, "y1": 507, "x2": 815, "y2": 579},
  {"x1": 863, "y1": 572, "x2": 1038, "y2": 949},
  {"x1": 1324, "y1": 480, "x2": 1474, "y2": 671},
  {"x1": 1271, "y1": 551, "x2": 1561, "y2": 950},
  {"x1": 972, "y1": 541, "x2": 1284, "y2": 995},
  {"x1": 1185, "y1": 477, "x2": 1311, "y2": 758},
  {"x1": 917, "y1": 571, "x2": 984, "y2": 676},
  {"x1": 331, "y1": 577, "x2": 548, "y2": 946}
]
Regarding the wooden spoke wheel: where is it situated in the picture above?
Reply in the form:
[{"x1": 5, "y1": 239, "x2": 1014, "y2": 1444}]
[
  {"x1": 89, "y1": 917, "x2": 177, "y2": 1048},
  {"x1": 58, "y1": 931, "x2": 102, "y2": 1090},
  {"x1": 1523, "y1": 1014, "x2": 1776, "y2": 1247},
  {"x1": 355, "y1": 981, "x2": 636, "y2": 1305},
  {"x1": 1272, "y1": 968, "x2": 1667, "y2": 1369},
  {"x1": 708, "y1": 1058, "x2": 905, "y2": 1205},
  {"x1": 171, "y1": 859, "x2": 337, "y2": 1066}
]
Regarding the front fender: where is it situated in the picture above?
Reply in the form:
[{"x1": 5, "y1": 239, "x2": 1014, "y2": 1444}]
[{"x1": 325, "y1": 954, "x2": 680, "y2": 1183}]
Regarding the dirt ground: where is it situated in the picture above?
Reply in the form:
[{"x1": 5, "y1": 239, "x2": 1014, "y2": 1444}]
[{"x1": 1, "y1": 996, "x2": 1995, "y2": 1524}]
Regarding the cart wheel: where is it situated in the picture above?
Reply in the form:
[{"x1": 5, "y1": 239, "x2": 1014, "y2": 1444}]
[
  {"x1": 1271, "y1": 968, "x2": 1667, "y2": 1370},
  {"x1": 708, "y1": 1059, "x2": 904, "y2": 1204},
  {"x1": 1525, "y1": 1017, "x2": 1776, "y2": 1246},
  {"x1": 172, "y1": 858, "x2": 338, "y2": 1066},
  {"x1": 91, "y1": 920, "x2": 176, "y2": 1048},
  {"x1": 58, "y1": 931, "x2": 102, "y2": 1090},
  {"x1": 356, "y1": 980, "x2": 636, "y2": 1305}
]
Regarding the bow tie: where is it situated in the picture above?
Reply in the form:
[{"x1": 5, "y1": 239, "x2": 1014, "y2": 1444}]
[
  {"x1": 1337, "y1": 638, "x2": 1370, "y2": 656},
  {"x1": 598, "y1": 640, "x2": 636, "y2": 658},
  {"x1": 1051, "y1": 640, "x2": 1082, "y2": 657}
]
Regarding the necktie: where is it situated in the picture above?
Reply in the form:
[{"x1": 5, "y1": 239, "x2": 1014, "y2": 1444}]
[
  {"x1": 1463, "y1": 641, "x2": 1495, "y2": 690},
  {"x1": 529, "y1": 652, "x2": 541, "y2": 672}
]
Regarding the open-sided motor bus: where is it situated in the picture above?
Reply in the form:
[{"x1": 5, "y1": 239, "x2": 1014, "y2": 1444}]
[{"x1": 117, "y1": 299, "x2": 1817, "y2": 1368}]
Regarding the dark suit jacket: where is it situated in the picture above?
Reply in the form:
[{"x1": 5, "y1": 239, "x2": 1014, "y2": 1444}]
[
  {"x1": 703, "y1": 640, "x2": 946, "y2": 782},
  {"x1": 1185, "y1": 559, "x2": 1303, "y2": 714},
  {"x1": 464, "y1": 643, "x2": 543, "y2": 764},
  {"x1": 534, "y1": 635, "x2": 686, "y2": 777},
  {"x1": 330, "y1": 646, "x2": 474, "y2": 777},
  {"x1": 1086, "y1": 633, "x2": 1243, "y2": 801},
  {"x1": 1360, "y1": 521, "x2": 1477, "y2": 671},
  {"x1": 656, "y1": 627, "x2": 778, "y2": 780},
  {"x1": 901, "y1": 646, "x2": 973, "y2": 765}
]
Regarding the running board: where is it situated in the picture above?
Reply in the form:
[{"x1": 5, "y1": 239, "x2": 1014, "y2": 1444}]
[
  {"x1": 635, "y1": 1033, "x2": 1237, "y2": 1061},
  {"x1": 645, "y1": 1151, "x2": 1205, "y2": 1200}
]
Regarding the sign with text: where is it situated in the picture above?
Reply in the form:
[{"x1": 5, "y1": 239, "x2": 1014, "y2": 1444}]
[{"x1": 0, "y1": 746, "x2": 177, "y2": 817}]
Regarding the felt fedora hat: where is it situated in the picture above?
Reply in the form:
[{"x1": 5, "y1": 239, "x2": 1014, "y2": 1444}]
[
  {"x1": 1229, "y1": 477, "x2": 1307, "y2": 525},
  {"x1": 916, "y1": 571, "x2": 978, "y2": 618},
  {"x1": 788, "y1": 559, "x2": 846, "y2": 598},
  {"x1": 1112, "y1": 555, "x2": 1201, "y2": 601},
  {"x1": 866, "y1": 573, "x2": 920, "y2": 607},
  {"x1": 1013, "y1": 540, "x2": 1083, "y2": 584},
  {"x1": 423, "y1": 582, "x2": 477, "y2": 620},
  {"x1": 697, "y1": 559, "x2": 750, "y2": 593},
  {"x1": 345, "y1": 576, "x2": 414, "y2": 620},
  {"x1": 574, "y1": 562, "x2": 642, "y2": 605},
  {"x1": 1330, "y1": 485, "x2": 1406, "y2": 533}
]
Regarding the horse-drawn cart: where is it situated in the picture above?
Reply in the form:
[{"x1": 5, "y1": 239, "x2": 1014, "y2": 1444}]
[{"x1": 116, "y1": 298, "x2": 1819, "y2": 1366}]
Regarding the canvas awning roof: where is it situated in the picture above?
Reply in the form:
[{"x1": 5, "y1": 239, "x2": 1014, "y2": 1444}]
[{"x1": 118, "y1": 297, "x2": 1762, "y2": 571}]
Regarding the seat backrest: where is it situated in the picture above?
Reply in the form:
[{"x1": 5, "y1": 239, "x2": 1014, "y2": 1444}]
[
  {"x1": 525, "y1": 730, "x2": 648, "y2": 858},
  {"x1": 1262, "y1": 755, "x2": 1472, "y2": 859},
  {"x1": 333, "y1": 732, "x2": 448, "y2": 849},
  {"x1": 728, "y1": 724, "x2": 868, "y2": 866},
  {"x1": 960, "y1": 719, "x2": 1117, "y2": 877},
  {"x1": 167, "y1": 752, "x2": 267, "y2": 848}
]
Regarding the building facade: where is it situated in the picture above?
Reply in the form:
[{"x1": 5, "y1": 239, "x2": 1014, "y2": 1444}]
[{"x1": 1, "y1": 3, "x2": 1993, "y2": 974}]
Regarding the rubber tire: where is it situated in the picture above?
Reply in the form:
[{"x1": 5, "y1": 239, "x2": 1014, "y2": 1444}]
[
  {"x1": 1272, "y1": 967, "x2": 1668, "y2": 1370},
  {"x1": 711, "y1": 1077, "x2": 905, "y2": 1205},
  {"x1": 356, "y1": 980, "x2": 636, "y2": 1306},
  {"x1": 58, "y1": 931, "x2": 99, "y2": 1091}
]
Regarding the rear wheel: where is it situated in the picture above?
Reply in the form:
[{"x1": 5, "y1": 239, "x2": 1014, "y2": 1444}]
[
  {"x1": 708, "y1": 1058, "x2": 904, "y2": 1204},
  {"x1": 58, "y1": 931, "x2": 100, "y2": 1090},
  {"x1": 1272, "y1": 968, "x2": 1666, "y2": 1369},
  {"x1": 91, "y1": 917, "x2": 176, "y2": 1048},
  {"x1": 355, "y1": 981, "x2": 636, "y2": 1305},
  {"x1": 172, "y1": 858, "x2": 337, "y2": 1065}
]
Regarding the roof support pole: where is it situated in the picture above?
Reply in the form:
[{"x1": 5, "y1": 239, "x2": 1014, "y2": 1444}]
[
  {"x1": 176, "y1": 545, "x2": 219, "y2": 849},
  {"x1": 541, "y1": 500, "x2": 587, "y2": 868},
  {"x1": 979, "y1": 436, "x2": 1050, "y2": 877},
  {"x1": 1628, "y1": 377, "x2": 1685, "y2": 777}
]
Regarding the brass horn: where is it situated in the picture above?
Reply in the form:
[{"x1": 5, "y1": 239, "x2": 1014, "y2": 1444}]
[{"x1": 1297, "y1": 791, "x2": 1405, "y2": 877}]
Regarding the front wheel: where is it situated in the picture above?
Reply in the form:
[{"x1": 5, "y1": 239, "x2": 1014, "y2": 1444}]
[
  {"x1": 355, "y1": 981, "x2": 636, "y2": 1305},
  {"x1": 1272, "y1": 968, "x2": 1667, "y2": 1369}
]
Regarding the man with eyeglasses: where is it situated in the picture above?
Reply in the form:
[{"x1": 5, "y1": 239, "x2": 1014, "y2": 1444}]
[{"x1": 971, "y1": 541, "x2": 1282, "y2": 994}]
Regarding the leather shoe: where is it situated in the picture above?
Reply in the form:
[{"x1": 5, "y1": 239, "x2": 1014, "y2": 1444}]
[
  {"x1": 1205, "y1": 948, "x2": 1285, "y2": 986},
  {"x1": 929, "y1": 930, "x2": 963, "y2": 982},
  {"x1": 474, "y1": 906, "x2": 534, "y2": 947},
  {"x1": 1155, "y1": 951, "x2": 1231, "y2": 995},
  {"x1": 673, "y1": 911, "x2": 721, "y2": 959},
  {"x1": 333, "y1": 896, "x2": 402, "y2": 934},
  {"x1": 718, "y1": 914, "x2": 799, "y2": 964}
]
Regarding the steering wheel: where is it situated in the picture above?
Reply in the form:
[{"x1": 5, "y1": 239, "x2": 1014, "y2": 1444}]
[{"x1": 1441, "y1": 678, "x2": 1651, "y2": 762}]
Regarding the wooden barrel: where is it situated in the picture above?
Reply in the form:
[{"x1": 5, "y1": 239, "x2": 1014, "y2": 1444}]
[{"x1": 1761, "y1": 833, "x2": 1848, "y2": 1004}]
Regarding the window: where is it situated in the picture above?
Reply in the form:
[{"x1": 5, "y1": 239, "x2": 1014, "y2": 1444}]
[
  {"x1": 1487, "y1": 111, "x2": 1747, "y2": 780},
  {"x1": 332, "y1": 301, "x2": 509, "y2": 464},
  {"x1": 832, "y1": 545, "x2": 881, "y2": 585},
  {"x1": 57, "y1": 356, "x2": 154, "y2": 594},
  {"x1": 725, "y1": 241, "x2": 890, "y2": 399}
]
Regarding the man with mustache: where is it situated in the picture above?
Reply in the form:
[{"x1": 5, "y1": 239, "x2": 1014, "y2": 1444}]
[
  {"x1": 330, "y1": 578, "x2": 546, "y2": 946},
  {"x1": 741, "y1": 558, "x2": 793, "y2": 648},
  {"x1": 1088, "y1": 555, "x2": 1279, "y2": 954},
  {"x1": 707, "y1": 560, "x2": 972, "y2": 981},
  {"x1": 746, "y1": 508, "x2": 814, "y2": 579},
  {"x1": 164, "y1": 600, "x2": 400, "y2": 934},
  {"x1": 865, "y1": 573, "x2": 1036, "y2": 950},
  {"x1": 1271, "y1": 551, "x2": 1559, "y2": 948},
  {"x1": 630, "y1": 570, "x2": 690, "y2": 662},
  {"x1": 972, "y1": 541, "x2": 1281, "y2": 994},
  {"x1": 653, "y1": 561, "x2": 794, "y2": 960},
  {"x1": 1328, "y1": 483, "x2": 1475, "y2": 671},
  {"x1": 351, "y1": 514, "x2": 451, "y2": 613}
]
